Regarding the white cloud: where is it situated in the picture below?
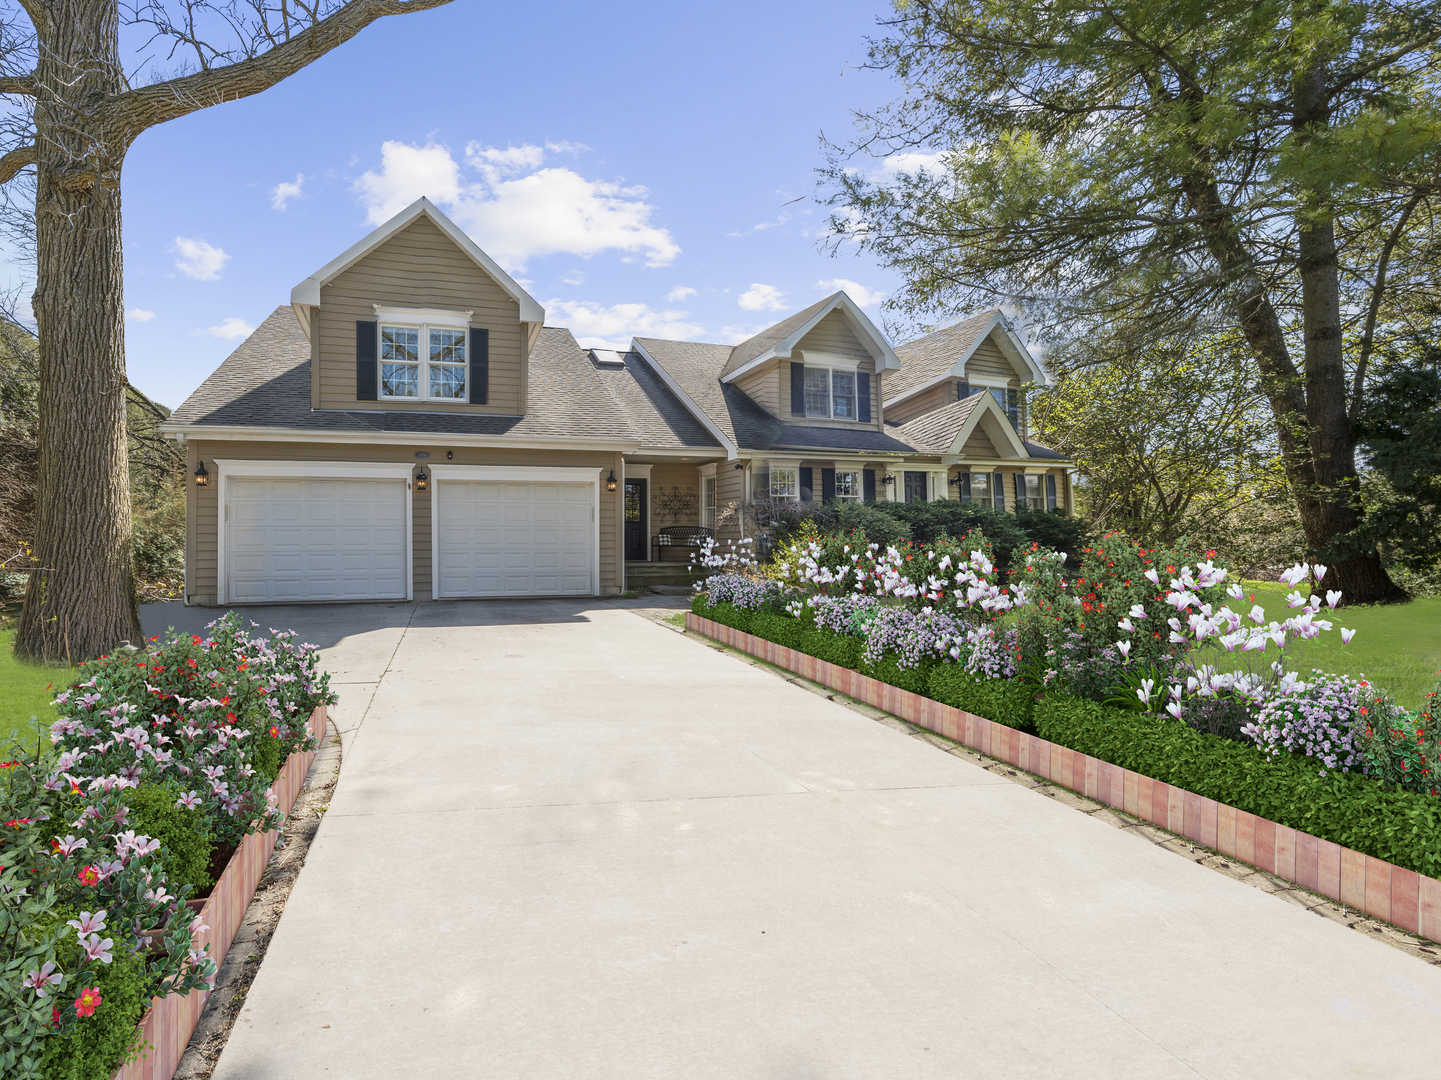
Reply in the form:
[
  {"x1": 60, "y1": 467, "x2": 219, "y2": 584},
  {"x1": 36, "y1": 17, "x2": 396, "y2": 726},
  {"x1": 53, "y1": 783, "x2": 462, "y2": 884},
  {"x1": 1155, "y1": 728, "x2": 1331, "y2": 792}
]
[
  {"x1": 667, "y1": 286, "x2": 696, "y2": 302},
  {"x1": 817, "y1": 278, "x2": 888, "y2": 307},
  {"x1": 719, "y1": 324, "x2": 767, "y2": 345},
  {"x1": 738, "y1": 283, "x2": 787, "y2": 312},
  {"x1": 866, "y1": 149, "x2": 949, "y2": 182},
  {"x1": 172, "y1": 237, "x2": 229, "y2": 281},
  {"x1": 547, "y1": 299, "x2": 703, "y2": 352},
  {"x1": 206, "y1": 317, "x2": 254, "y2": 339},
  {"x1": 561, "y1": 269, "x2": 585, "y2": 286},
  {"x1": 271, "y1": 173, "x2": 304, "y2": 210},
  {"x1": 126, "y1": 308, "x2": 155, "y2": 322},
  {"x1": 353, "y1": 140, "x2": 680, "y2": 271}
]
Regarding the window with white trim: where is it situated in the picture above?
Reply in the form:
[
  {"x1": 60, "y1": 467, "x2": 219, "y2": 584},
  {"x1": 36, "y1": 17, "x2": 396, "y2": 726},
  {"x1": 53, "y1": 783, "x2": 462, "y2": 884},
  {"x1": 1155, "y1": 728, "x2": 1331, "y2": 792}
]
[
  {"x1": 701, "y1": 476, "x2": 717, "y2": 527},
  {"x1": 801, "y1": 366, "x2": 859, "y2": 421},
  {"x1": 834, "y1": 470, "x2": 862, "y2": 502},
  {"x1": 770, "y1": 467, "x2": 799, "y2": 500},
  {"x1": 1024, "y1": 474, "x2": 1044, "y2": 510},
  {"x1": 960, "y1": 472, "x2": 991, "y2": 505},
  {"x1": 380, "y1": 322, "x2": 467, "y2": 402},
  {"x1": 987, "y1": 386, "x2": 1019, "y2": 429}
]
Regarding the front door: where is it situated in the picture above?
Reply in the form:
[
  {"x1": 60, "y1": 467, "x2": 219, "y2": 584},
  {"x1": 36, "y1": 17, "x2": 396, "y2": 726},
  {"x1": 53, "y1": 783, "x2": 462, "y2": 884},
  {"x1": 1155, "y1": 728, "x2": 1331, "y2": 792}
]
[
  {"x1": 904, "y1": 471, "x2": 928, "y2": 503},
  {"x1": 624, "y1": 479, "x2": 647, "y2": 560}
]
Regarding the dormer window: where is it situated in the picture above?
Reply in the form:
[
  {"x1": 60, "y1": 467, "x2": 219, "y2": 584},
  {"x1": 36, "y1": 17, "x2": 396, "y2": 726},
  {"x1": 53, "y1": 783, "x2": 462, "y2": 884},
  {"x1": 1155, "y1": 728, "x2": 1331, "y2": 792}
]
[
  {"x1": 379, "y1": 317, "x2": 468, "y2": 402},
  {"x1": 794, "y1": 361, "x2": 872, "y2": 422}
]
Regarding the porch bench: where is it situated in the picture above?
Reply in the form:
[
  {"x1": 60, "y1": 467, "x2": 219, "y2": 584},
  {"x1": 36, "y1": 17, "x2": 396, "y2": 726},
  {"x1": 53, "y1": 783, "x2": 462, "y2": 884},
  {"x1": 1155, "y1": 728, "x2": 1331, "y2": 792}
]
[{"x1": 652, "y1": 525, "x2": 714, "y2": 562}]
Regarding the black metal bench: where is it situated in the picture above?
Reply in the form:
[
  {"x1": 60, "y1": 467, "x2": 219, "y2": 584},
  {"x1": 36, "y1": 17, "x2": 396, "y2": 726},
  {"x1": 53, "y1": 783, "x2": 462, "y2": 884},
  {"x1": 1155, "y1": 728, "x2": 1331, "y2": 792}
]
[{"x1": 652, "y1": 525, "x2": 714, "y2": 562}]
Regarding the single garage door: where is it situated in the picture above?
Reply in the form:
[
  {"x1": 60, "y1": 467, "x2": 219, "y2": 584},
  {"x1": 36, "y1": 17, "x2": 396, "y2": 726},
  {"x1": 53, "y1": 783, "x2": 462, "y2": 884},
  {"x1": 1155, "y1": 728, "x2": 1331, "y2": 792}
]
[
  {"x1": 436, "y1": 481, "x2": 593, "y2": 597},
  {"x1": 226, "y1": 477, "x2": 408, "y2": 603}
]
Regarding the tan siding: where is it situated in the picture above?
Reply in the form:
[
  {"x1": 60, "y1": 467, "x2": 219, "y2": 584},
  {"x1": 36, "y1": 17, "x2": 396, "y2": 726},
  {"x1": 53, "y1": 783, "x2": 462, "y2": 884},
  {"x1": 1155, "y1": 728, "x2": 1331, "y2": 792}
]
[
  {"x1": 796, "y1": 309, "x2": 875, "y2": 367},
  {"x1": 963, "y1": 338, "x2": 1017, "y2": 387},
  {"x1": 734, "y1": 362, "x2": 780, "y2": 417},
  {"x1": 316, "y1": 215, "x2": 526, "y2": 415},
  {"x1": 777, "y1": 358, "x2": 883, "y2": 434},
  {"x1": 715, "y1": 460, "x2": 747, "y2": 541},
  {"x1": 886, "y1": 380, "x2": 955, "y2": 427},
  {"x1": 186, "y1": 441, "x2": 616, "y2": 604},
  {"x1": 600, "y1": 453, "x2": 622, "y2": 595},
  {"x1": 961, "y1": 428, "x2": 998, "y2": 458},
  {"x1": 649, "y1": 463, "x2": 701, "y2": 528}
]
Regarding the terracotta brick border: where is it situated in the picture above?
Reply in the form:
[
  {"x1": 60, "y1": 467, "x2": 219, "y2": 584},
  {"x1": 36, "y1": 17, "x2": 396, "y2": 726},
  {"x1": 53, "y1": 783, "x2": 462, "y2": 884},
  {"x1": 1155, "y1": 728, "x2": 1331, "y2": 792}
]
[
  {"x1": 686, "y1": 613, "x2": 1441, "y2": 944},
  {"x1": 112, "y1": 704, "x2": 329, "y2": 1080}
]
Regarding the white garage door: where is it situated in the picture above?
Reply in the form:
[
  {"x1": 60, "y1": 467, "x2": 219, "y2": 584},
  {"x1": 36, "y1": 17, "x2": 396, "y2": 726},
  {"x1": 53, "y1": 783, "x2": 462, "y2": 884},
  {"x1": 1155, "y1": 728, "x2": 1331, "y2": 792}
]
[
  {"x1": 226, "y1": 477, "x2": 408, "y2": 603},
  {"x1": 436, "y1": 481, "x2": 594, "y2": 597}
]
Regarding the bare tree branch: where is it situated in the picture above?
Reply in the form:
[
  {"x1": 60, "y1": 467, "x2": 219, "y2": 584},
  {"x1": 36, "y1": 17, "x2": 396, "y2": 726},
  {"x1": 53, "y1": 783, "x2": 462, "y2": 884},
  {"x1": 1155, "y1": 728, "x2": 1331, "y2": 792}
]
[
  {"x1": 111, "y1": 0, "x2": 457, "y2": 135},
  {"x1": 0, "y1": 144, "x2": 35, "y2": 183},
  {"x1": 1350, "y1": 189, "x2": 1429, "y2": 425},
  {"x1": 0, "y1": 73, "x2": 36, "y2": 95}
]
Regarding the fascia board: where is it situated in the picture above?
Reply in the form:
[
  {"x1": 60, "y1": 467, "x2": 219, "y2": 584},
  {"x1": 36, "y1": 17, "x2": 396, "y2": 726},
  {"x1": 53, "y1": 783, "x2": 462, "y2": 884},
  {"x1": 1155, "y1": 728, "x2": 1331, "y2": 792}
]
[
  {"x1": 160, "y1": 422, "x2": 642, "y2": 454},
  {"x1": 994, "y1": 321, "x2": 1047, "y2": 385},
  {"x1": 943, "y1": 394, "x2": 1029, "y2": 458},
  {"x1": 829, "y1": 298, "x2": 901, "y2": 372},
  {"x1": 724, "y1": 294, "x2": 899, "y2": 386},
  {"x1": 629, "y1": 339, "x2": 739, "y2": 460},
  {"x1": 719, "y1": 347, "x2": 778, "y2": 384},
  {"x1": 288, "y1": 197, "x2": 545, "y2": 324}
]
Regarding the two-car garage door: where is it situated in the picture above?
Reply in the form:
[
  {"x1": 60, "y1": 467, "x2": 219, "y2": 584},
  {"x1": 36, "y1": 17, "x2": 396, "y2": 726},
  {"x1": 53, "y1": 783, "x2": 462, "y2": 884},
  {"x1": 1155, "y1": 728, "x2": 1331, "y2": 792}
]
[{"x1": 222, "y1": 468, "x2": 596, "y2": 603}]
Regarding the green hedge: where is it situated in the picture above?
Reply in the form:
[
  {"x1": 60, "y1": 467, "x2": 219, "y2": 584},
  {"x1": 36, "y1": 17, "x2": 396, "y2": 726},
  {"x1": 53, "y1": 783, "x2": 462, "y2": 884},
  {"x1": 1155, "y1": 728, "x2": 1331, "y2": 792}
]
[
  {"x1": 1035, "y1": 695, "x2": 1441, "y2": 879},
  {"x1": 928, "y1": 667, "x2": 1038, "y2": 732},
  {"x1": 122, "y1": 783, "x2": 214, "y2": 892}
]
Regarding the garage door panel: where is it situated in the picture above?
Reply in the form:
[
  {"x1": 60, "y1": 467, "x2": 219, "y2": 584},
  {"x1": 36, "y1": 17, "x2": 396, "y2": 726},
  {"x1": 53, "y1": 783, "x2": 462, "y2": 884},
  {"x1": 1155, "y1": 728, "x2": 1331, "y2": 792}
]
[
  {"x1": 436, "y1": 480, "x2": 594, "y2": 598},
  {"x1": 226, "y1": 477, "x2": 407, "y2": 603}
]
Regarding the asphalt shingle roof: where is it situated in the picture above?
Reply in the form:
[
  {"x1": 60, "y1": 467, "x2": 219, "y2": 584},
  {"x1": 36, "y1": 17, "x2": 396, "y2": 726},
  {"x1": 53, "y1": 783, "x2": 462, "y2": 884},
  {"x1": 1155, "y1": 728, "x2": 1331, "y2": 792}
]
[
  {"x1": 885, "y1": 394, "x2": 985, "y2": 453},
  {"x1": 169, "y1": 306, "x2": 719, "y2": 448},
  {"x1": 719, "y1": 294, "x2": 840, "y2": 378},
  {"x1": 883, "y1": 310, "x2": 1000, "y2": 401}
]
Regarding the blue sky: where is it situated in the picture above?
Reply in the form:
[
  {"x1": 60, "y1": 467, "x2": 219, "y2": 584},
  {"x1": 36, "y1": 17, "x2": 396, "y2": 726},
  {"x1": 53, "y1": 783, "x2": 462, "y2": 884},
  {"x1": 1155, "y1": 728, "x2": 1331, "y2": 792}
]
[{"x1": 10, "y1": 1, "x2": 943, "y2": 409}]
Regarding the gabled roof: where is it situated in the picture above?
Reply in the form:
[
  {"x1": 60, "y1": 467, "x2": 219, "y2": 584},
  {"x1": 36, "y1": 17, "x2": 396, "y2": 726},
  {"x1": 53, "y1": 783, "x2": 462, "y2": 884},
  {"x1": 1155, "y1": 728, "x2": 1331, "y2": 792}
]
[
  {"x1": 884, "y1": 309, "x2": 1047, "y2": 407},
  {"x1": 165, "y1": 307, "x2": 719, "y2": 450},
  {"x1": 289, "y1": 197, "x2": 545, "y2": 329},
  {"x1": 887, "y1": 391, "x2": 1030, "y2": 459},
  {"x1": 720, "y1": 292, "x2": 900, "y2": 382}
]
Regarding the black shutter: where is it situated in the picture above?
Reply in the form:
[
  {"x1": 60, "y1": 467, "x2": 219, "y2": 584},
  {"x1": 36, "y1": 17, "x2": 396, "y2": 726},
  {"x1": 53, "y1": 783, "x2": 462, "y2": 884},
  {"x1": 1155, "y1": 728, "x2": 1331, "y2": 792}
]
[
  {"x1": 863, "y1": 469, "x2": 876, "y2": 501},
  {"x1": 960, "y1": 473, "x2": 971, "y2": 502},
  {"x1": 821, "y1": 468, "x2": 836, "y2": 503},
  {"x1": 469, "y1": 327, "x2": 489, "y2": 405},
  {"x1": 1047, "y1": 473, "x2": 1058, "y2": 510},
  {"x1": 1014, "y1": 473, "x2": 1026, "y2": 512},
  {"x1": 857, "y1": 372, "x2": 871, "y2": 422},
  {"x1": 790, "y1": 362, "x2": 806, "y2": 416},
  {"x1": 957, "y1": 380, "x2": 970, "y2": 401},
  {"x1": 356, "y1": 321, "x2": 378, "y2": 401},
  {"x1": 799, "y1": 466, "x2": 813, "y2": 503},
  {"x1": 993, "y1": 471, "x2": 1005, "y2": 510}
]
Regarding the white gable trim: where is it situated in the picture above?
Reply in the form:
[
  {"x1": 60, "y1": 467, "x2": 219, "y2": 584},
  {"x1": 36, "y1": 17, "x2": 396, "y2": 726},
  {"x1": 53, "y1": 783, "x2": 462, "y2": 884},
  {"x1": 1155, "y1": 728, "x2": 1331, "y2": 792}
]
[
  {"x1": 289, "y1": 196, "x2": 545, "y2": 328},
  {"x1": 883, "y1": 313, "x2": 1047, "y2": 410},
  {"x1": 721, "y1": 293, "x2": 899, "y2": 385},
  {"x1": 936, "y1": 391, "x2": 1030, "y2": 460},
  {"x1": 629, "y1": 339, "x2": 739, "y2": 461}
]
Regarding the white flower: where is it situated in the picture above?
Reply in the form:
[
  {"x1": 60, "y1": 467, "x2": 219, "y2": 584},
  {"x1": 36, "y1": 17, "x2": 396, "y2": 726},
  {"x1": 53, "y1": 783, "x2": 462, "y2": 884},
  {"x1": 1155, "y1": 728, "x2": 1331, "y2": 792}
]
[{"x1": 1340, "y1": 627, "x2": 1356, "y2": 644}]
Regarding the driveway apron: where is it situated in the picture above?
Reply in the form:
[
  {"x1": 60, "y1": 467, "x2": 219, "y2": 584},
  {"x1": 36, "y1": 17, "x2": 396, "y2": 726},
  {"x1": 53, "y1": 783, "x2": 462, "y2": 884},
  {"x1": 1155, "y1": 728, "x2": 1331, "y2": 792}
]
[{"x1": 208, "y1": 600, "x2": 1441, "y2": 1079}]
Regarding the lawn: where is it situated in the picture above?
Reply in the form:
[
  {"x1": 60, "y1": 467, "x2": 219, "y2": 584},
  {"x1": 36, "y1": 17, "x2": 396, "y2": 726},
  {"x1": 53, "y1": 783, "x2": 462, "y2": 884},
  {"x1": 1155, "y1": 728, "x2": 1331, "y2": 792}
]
[
  {"x1": 1209, "y1": 582, "x2": 1441, "y2": 711},
  {"x1": 0, "y1": 628, "x2": 75, "y2": 753}
]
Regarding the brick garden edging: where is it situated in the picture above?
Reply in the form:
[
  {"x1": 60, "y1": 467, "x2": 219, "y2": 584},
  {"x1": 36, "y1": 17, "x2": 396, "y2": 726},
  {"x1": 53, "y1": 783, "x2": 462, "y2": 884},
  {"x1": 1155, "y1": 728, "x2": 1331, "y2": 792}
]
[
  {"x1": 112, "y1": 704, "x2": 329, "y2": 1080},
  {"x1": 686, "y1": 612, "x2": 1441, "y2": 944}
]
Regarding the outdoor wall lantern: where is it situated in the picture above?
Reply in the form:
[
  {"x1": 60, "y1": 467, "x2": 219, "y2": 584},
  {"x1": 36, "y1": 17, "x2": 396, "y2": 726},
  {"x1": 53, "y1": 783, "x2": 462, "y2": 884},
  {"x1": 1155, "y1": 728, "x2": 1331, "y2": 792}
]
[
  {"x1": 415, "y1": 469, "x2": 429, "y2": 492},
  {"x1": 882, "y1": 473, "x2": 896, "y2": 486},
  {"x1": 193, "y1": 460, "x2": 209, "y2": 487},
  {"x1": 948, "y1": 474, "x2": 964, "y2": 486},
  {"x1": 605, "y1": 470, "x2": 618, "y2": 493}
]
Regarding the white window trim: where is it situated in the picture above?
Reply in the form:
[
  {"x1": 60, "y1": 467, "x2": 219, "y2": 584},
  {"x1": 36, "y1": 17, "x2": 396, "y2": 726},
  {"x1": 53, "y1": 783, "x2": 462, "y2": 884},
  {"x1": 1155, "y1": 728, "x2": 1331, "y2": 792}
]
[
  {"x1": 374, "y1": 305, "x2": 472, "y2": 328},
  {"x1": 770, "y1": 466, "x2": 800, "y2": 501},
  {"x1": 213, "y1": 459, "x2": 415, "y2": 606},
  {"x1": 833, "y1": 468, "x2": 863, "y2": 502},
  {"x1": 800, "y1": 364, "x2": 861, "y2": 422},
  {"x1": 792, "y1": 348, "x2": 863, "y2": 372},
  {"x1": 427, "y1": 464, "x2": 601, "y2": 600},
  {"x1": 378, "y1": 319, "x2": 470, "y2": 404}
]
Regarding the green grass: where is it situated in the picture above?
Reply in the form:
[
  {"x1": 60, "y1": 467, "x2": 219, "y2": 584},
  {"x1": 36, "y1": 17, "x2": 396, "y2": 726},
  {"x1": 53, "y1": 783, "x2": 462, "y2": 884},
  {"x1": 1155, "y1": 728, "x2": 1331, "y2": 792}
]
[
  {"x1": 0, "y1": 628, "x2": 75, "y2": 752},
  {"x1": 1208, "y1": 582, "x2": 1441, "y2": 710}
]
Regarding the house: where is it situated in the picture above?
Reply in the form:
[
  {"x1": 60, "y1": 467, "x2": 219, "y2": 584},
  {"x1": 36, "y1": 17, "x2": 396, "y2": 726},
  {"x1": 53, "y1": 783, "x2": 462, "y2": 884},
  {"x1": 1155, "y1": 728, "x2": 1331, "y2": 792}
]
[{"x1": 162, "y1": 197, "x2": 1073, "y2": 605}]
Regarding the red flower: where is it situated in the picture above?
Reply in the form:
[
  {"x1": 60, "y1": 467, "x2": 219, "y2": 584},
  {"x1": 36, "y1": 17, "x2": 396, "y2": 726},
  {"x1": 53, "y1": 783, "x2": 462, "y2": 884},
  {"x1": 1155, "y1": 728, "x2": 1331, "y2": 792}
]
[
  {"x1": 269, "y1": 725, "x2": 280, "y2": 738},
  {"x1": 187, "y1": 658, "x2": 197, "y2": 669},
  {"x1": 77, "y1": 865, "x2": 99, "y2": 886},
  {"x1": 0, "y1": 760, "x2": 20, "y2": 768},
  {"x1": 4, "y1": 818, "x2": 33, "y2": 828},
  {"x1": 74, "y1": 987, "x2": 102, "y2": 1018}
]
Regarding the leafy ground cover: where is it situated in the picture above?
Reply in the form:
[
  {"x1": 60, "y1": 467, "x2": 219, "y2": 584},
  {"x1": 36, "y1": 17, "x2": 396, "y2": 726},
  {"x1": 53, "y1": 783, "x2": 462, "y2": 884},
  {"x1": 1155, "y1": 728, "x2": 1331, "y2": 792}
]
[
  {"x1": 1215, "y1": 583, "x2": 1441, "y2": 710},
  {"x1": 0, "y1": 627, "x2": 72, "y2": 749}
]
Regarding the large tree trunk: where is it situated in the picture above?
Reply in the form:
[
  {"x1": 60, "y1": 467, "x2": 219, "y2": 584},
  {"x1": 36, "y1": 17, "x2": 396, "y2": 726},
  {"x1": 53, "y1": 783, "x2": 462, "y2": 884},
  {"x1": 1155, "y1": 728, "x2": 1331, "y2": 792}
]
[{"x1": 13, "y1": 1, "x2": 140, "y2": 661}]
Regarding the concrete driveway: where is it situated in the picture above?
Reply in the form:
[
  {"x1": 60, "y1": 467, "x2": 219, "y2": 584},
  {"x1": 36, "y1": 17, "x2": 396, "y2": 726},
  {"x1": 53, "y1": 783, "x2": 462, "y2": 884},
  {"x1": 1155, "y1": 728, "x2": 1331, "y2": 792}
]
[{"x1": 171, "y1": 599, "x2": 1441, "y2": 1079}]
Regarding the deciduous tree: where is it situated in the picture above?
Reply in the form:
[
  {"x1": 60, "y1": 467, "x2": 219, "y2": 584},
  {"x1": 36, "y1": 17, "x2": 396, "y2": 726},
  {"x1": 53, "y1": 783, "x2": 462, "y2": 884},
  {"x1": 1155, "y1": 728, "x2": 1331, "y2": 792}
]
[{"x1": 0, "y1": 0, "x2": 456, "y2": 661}]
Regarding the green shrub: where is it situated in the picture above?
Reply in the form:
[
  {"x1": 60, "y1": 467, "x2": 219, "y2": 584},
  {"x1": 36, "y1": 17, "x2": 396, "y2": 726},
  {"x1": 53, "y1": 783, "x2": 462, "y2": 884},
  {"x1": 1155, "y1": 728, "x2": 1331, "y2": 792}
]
[
  {"x1": 928, "y1": 666, "x2": 1038, "y2": 731},
  {"x1": 253, "y1": 729, "x2": 282, "y2": 783},
  {"x1": 696, "y1": 601, "x2": 753, "y2": 635},
  {"x1": 1034, "y1": 695, "x2": 1441, "y2": 878},
  {"x1": 796, "y1": 627, "x2": 863, "y2": 670},
  {"x1": 40, "y1": 946, "x2": 148, "y2": 1080},
  {"x1": 122, "y1": 783, "x2": 213, "y2": 893},
  {"x1": 749, "y1": 611, "x2": 802, "y2": 649},
  {"x1": 860, "y1": 652, "x2": 936, "y2": 695},
  {"x1": 1014, "y1": 508, "x2": 1091, "y2": 565}
]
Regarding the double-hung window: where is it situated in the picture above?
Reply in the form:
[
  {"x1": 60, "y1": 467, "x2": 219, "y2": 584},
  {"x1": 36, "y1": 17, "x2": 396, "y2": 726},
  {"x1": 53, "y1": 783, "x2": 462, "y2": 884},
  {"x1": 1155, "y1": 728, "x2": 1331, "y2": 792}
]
[
  {"x1": 770, "y1": 468, "x2": 799, "y2": 501},
  {"x1": 834, "y1": 470, "x2": 862, "y2": 502},
  {"x1": 989, "y1": 386, "x2": 1020, "y2": 429},
  {"x1": 960, "y1": 472, "x2": 991, "y2": 506},
  {"x1": 380, "y1": 321, "x2": 467, "y2": 402},
  {"x1": 701, "y1": 476, "x2": 717, "y2": 527},
  {"x1": 801, "y1": 366, "x2": 858, "y2": 421},
  {"x1": 1023, "y1": 474, "x2": 1044, "y2": 510}
]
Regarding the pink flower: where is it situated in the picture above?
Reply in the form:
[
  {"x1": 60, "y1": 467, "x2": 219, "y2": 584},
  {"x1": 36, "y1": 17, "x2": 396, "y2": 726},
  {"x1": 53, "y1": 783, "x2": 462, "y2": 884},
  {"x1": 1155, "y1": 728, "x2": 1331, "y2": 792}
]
[
  {"x1": 24, "y1": 961, "x2": 63, "y2": 997},
  {"x1": 74, "y1": 987, "x2": 102, "y2": 1017}
]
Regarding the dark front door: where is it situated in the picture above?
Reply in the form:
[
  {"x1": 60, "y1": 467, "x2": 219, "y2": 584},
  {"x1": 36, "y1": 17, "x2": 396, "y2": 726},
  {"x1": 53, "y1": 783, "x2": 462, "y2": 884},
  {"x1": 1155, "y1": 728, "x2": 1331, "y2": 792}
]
[
  {"x1": 624, "y1": 479, "x2": 647, "y2": 560},
  {"x1": 904, "y1": 471, "x2": 928, "y2": 503}
]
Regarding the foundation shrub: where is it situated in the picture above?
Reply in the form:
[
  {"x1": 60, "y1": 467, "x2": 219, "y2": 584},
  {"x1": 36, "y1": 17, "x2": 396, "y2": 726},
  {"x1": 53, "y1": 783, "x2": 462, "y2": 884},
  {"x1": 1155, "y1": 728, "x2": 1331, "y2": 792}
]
[
  {"x1": 38, "y1": 947, "x2": 147, "y2": 1080},
  {"x1": 928, "y1": 667, "x2": 1037, "y2": 731},
  {"x1": 797, "y1": 628, "x2": 863, "y2": 670},
  {"x1": 694, "y1": 600, "x2": 753, "y2": 635},
  {"x1": 749, "y1": 611, "x2": 802, "y2": 650},
  {"x1": 859, "y1": 652, "x2": 937, "y2": 695},
  {"x1": 121, "y1": 782, "x2": 214, "y2": 893},
  {"x1": 1034, "y1": 695, "x2": 1441, "y2": 878}
]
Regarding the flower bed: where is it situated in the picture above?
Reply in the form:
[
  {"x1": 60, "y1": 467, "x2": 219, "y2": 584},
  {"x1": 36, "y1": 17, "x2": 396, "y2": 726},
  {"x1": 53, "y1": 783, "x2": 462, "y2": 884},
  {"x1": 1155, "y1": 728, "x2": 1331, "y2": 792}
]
[
  {"x1": 686, "y1": 612, "x2": 1441, "y2": 943},
  {"x1": 1, "y1": 615, "x2": 336, "y2": 1080}
]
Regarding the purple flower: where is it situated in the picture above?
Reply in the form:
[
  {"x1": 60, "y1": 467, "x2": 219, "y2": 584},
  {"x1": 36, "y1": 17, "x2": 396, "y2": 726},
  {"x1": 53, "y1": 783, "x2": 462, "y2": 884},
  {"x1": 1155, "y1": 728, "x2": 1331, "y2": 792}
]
[
  {"x1": 80, "y1": 933, "x2": 115, "y2": 964},
  {"x1": 67, "y1": 909, "x2": 107, "y2": 936},
  {"x1": 24, "y1": 961, "x2": 63, "y2": 997}
]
